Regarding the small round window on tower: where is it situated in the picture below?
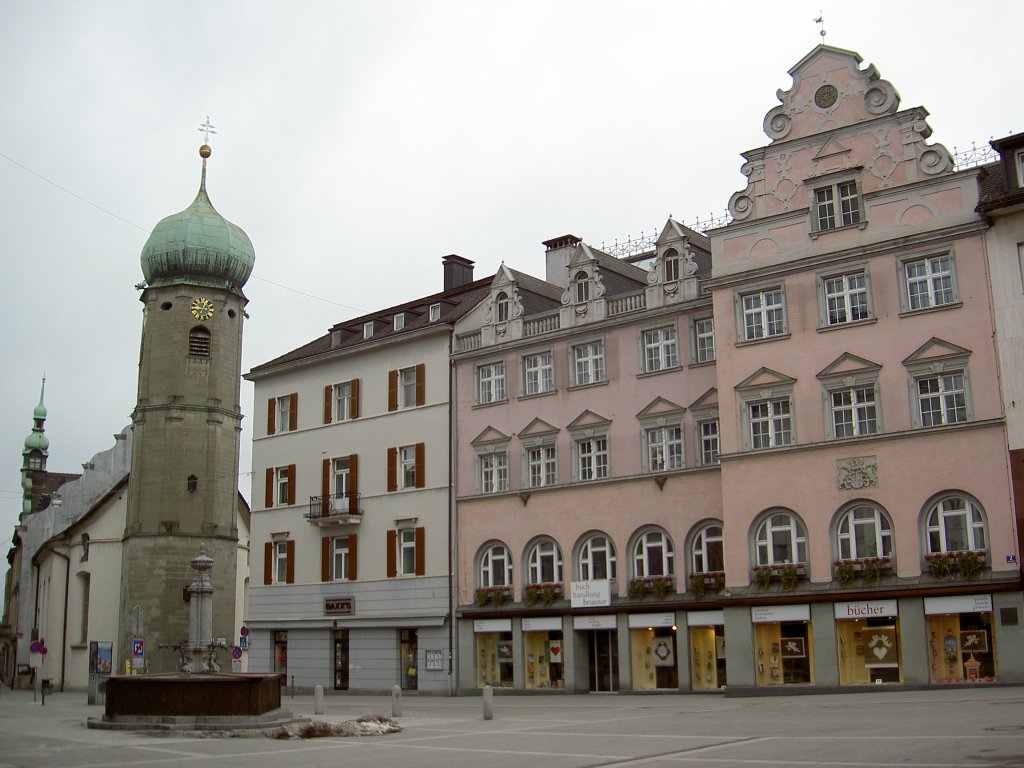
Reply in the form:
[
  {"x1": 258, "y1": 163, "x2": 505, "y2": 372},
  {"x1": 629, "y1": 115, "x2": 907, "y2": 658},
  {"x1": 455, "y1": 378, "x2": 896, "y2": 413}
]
[
  {"x1": 161, "y1": 302, "x2": 173, "y2": 310},
  {"x1": 228, "y1": 309, "x2": 236, "y2": 319},
  {"x1": 814, "y1": 84, "x2": 838, "y2": 109}
]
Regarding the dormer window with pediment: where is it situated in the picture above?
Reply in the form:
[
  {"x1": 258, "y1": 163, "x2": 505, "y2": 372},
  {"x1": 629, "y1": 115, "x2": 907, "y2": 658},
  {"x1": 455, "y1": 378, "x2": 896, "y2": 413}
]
[
  {"x1": 495, "y1": 292, "x2": 510, "y2": 323},
  {"x1": 663, "y1": 249, "x2": 680, "y2": 282},
  {"x1": 574, "y1": 271, "x2": 591, "y2": 304}
]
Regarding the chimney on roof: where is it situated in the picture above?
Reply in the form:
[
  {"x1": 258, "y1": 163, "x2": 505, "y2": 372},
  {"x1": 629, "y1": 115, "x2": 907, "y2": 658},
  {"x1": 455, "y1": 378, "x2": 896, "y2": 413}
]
[
  {"x1": 442, "y1": 254, "x2": 475, "y2": 292},
  {"x1": 542, "y1": 234, "x2": 582, "y2": 288}
]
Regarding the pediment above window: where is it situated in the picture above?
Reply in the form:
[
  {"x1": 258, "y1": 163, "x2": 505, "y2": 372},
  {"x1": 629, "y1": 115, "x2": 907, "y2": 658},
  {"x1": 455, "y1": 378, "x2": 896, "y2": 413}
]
[
  {"x1": 902, "y1": 337, "x2": 971, "y2": 367},
  {"x1": 689, "y1": 387, "x2": 719, "y2": 410},
  {"x1": 636, "y1": 396, "x2": 685, "y2": 421},
  {"x1": 817, "y1": 352, "x2": 881, "y2": 380},
  {"x1": 567, "y1": 409, "x2": 611, "y2": 433},
  {"x1": 519, "y1": 417, "x2": 559, "y2": 439},
  {"x1": 735, "y1": 367, "x2": 796, "y2": 391},
  {"x1": 471, "y1": 426, "x2": 511, "y2": 447}
]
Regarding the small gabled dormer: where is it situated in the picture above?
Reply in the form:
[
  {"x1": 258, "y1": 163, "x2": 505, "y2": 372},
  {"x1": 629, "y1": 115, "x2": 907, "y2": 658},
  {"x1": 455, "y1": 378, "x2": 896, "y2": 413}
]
[
  {"x1": 480, "y1": 264, "x2": 525, "y2": 345},
  {"x1": 560, "y1": 243, "x2": 606, "y2": 327},
  {"x1": 646, "y1": 219, "x2": 704, "y2": 306}
]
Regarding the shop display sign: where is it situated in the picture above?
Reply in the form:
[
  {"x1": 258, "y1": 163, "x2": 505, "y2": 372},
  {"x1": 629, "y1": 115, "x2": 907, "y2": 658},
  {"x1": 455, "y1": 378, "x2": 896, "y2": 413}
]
[
  {"x1": 522, "y1": 617, "x2": 561, "y2": 632},
  {"x1": 474, "y1": 618, "x2": 512, "y2": 633},
  {"x1": 751, "y1": 604, "x2": 809, "y2": 623},
  {"x1": 627, "y1": 612, "x2": 674, "y2": 629},
  {"x1": 924, "y1": 594, "x2": 992, "y2": 615},
  {"x1": 570, "y1": 580, "x2": 611, "y2": 608},
  {"x1": 833, "y1": 600, "x2": 898, "y2": 619},
  {"x1": 686, "y1": 609, "x2": 724, "y2": 627},
  {"x1": 324, "y1": 597, "x2": 354, "y2": 615},
  {"x1": 572, "y1": 614, "x2": 617, "y2": 630}
]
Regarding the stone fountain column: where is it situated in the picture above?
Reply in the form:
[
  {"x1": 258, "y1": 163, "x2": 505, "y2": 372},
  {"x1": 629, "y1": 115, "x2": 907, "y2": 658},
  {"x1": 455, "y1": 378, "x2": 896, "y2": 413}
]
[{"x1": 185, "y1": 544, "x2": 216, "y2": 673}]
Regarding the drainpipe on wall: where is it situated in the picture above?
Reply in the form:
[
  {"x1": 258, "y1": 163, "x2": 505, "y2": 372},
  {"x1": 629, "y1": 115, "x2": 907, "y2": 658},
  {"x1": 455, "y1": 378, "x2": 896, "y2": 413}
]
[{"x1": 447, "y1": 336, "x2": 456, "y2": 695}]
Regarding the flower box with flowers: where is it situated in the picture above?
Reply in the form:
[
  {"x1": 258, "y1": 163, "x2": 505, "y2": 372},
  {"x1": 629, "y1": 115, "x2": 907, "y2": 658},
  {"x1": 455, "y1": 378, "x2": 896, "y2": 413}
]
[
  {"x1": 475, "y1": 587, "x2": 511, "y2": 608},
  {"x1": 523, "y1": 583, "x2": 562, "y2": 606},
  {"x1": 753, "y1": 563, "x2": 806, "y2": 590},
  {"x1": 628, "y1": 576, "x2": 674, "y2": 600},
  {"x1": 833, "y1": 557, "x2": 892, "y2": 585},
  {"x1": 925, "y1": 550, "x2": 986, "y2": 580},
  {"x1": 689, "y1": 571, "x2": 725, "y2": 598}
]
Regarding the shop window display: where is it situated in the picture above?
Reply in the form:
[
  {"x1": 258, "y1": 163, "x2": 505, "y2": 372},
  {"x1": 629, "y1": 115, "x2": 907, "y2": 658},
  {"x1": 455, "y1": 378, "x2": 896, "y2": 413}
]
[
  {"x1": 524, "y1": 631, "x2": 564, "y2": 689},
  {"x1": 927, "y1": 613, "x2": 997, "y2": 683},
  {"x1": 477, "y1": 632, "x2": 514, "y2": 687},
  {"x1": 688, "y1": 625, "x2": 726, "y2": 690},
  {"x1": 629, "y1": 627, "x2": 678, "y2": 690},
  {"x1": 754, "y1": 622, "x2": 813, "y2": 685},
  {"x1": 836, "y1": 619, "x2": 901, "y2": 684}
]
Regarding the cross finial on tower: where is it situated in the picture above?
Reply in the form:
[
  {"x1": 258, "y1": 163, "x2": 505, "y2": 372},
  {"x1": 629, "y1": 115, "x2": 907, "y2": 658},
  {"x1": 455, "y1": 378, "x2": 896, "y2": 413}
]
[
  {"x1": 197, "y1": 115, "x2": 218, "y2": 145},
  {"x1": 813, "y1": 11, "x2": 826, "y2": 41}
]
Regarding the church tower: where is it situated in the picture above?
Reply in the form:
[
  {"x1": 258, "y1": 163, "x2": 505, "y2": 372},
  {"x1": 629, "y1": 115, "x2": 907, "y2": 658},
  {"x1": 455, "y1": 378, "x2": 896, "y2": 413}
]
[
  {"x1": 119, "y1": 141, "x2": 254, "y2": 671},
  {"x1": 20, "y1": 378, "x2": 50, "y2": 517}
]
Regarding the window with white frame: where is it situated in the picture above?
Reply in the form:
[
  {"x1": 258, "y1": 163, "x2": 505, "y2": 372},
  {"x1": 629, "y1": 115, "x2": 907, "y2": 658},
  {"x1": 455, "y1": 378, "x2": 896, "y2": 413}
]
[
  {"x1": 693, "y1": 317, "x2": 715, "y2": 363},
  {"x1": 572, "y1": 341, "x2": 606, "y2": 385},
  {"x1": 363, "y1": 321, "x2": 375, "y2": 339},
  {"x1": 393, "y1": 313, "x2": 405, "y2": 331},
  {"x1": 332, "y1": 536, "x2": 351, "y2": 580},
  {"x1": 575, "y1": 434, "x2": 608, "y2": 481},
  {"x1": 916, "y1": 371, "x2": 967, "y2": 427},
  {"x1": 633, "y1": 529, "x2": 674, "y2": 578},
  {"x1": 691, "y1": 524, "x2": 724, "y2": 574},
  {"x1": 522, "y1": 351, "x2": 554, "y2": 396},
  {"x1": 644, "y1": 424, "x2": 683, "y2": 472},
  {"x1": 477, "y1": 361, "x2": 506, "y2": 404},
  {"x1": 574, "y1": 271, "x2": 591, "y2": 304},
  {"x1": 836, "y1": 504, "x2": 893, "y2": 561},
  {"x1": 578, "y1": 534, "x2": 617, "y2": 580},
  {"x1": 276, "y1": 396, "x2": 291, "y2": 434},
  {"x1": 641, "y1": 326, "x2": 679, "y2": 372},
  {"x1": 830, "y1": 385, "x2": 878, "y2": 438},
  {"x1": 399, "y1": 366, "x2": 418, "y2": 408},
  {"x1": 813, "y1": 179, "x2": 862, "y2": 231},
  {"x1": 755, "y1": 511, "x2": 807, "y2": 566},
  {"x1": 1016, "y1": 149, "x2": 1024, "y2": 187},
  {"x1": 275, "y1": 466, "x2": 291, "y2": 506},
  {"x1": 398, "y1": 529, "x2": 417, "y2": 576},
  {"x1": 527, "y1": 539, "x2": 563, "y2": 584},
  {"x1": 698, "y1": 418, "x2": 720, "y2": 465},
  {"x1": 334, "y1": 381, "x2": 353, "y2": 422},
  {"x1": 525, "y1": 443, "x2": 557, "y2": 488},
  {"x1": 79, "y1": 573, "x2": 90, "y2": 643},
  {"x1": 429, "y1": 303, "x2": 441, "y2": 321},
  {"x1": 332, "y1": 457, "x2": 351, "y2": 508},
  {"x1": 479, "y1": 542, "x2": 512, "y2": 588},
  {"x1": 748, "y1": 398, "x2": 792, "y2": 449},
  {"x1": 399, "y1": 445, "x2": 418, "y2": 489},
  {"x1": 901, "y1": 252, "x2": 957, "y2": 311},
  {"x1": 739, "y1": 286, "x2": 786, "y2": 341},
  {"x1": 663, "y1": 249, "x2": 680, "y2": 282},
  {"x1": 821, "y1": 269, "x2": 871, "y2": 326},
  {"x1": 495, "y1": 292, "x2": 510, "y2": 323},
  {"x1": 925, "y1": 495, "x2": 987, "y2": 554},
  {"x1": 274, "y1": 540, "x2": 289, "y2": 583},
  {"x1": 479, "y1": 450, "x2": 509, "y2": 493}
]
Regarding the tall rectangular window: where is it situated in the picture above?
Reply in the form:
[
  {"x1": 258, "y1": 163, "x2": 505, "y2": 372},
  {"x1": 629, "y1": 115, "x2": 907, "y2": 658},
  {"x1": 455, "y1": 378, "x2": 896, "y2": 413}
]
[
  {"x1": 694, "y1": 317, "x2": 715, "y2": 363},
  {"x1": 917, "y1": 372, "x2": 967, "y2": 426},
  {"x1": 741, "y1": 288, "x2": 785, "y2": 341},
  {"x1": 699, "y1": 419, "x2": 720, "y2": 465},
  {"x1": 399, "y1": 529, "x2": 417, "y2": 576},
  {"x1": 815, "y1": 180, "x2": 861, "y2": 231},
  {"x1": 576, "y1": 436, "x2": 609, "y2": 480},
  {"x1": 400, "y1": 367, "x2": 417, "y2": 407},
  {"x1": 332, "y1": 457, "x2": 351, "y2": 504},
  {"x1": 642, "y1": 327, "x2": 679, "y2": 372},
  {"x1": 527, "y1": 445, "x2": 557, "y2": 487},
  {"x1": 824, "y1": 271, "x2": 870, "y2": 325},
  {"x1": 276, "y1": 466, "x2": 291, "y2": 506},
  {"x1": 480, "y1": 451, "x2": 509, "y2": 493},
  {"x1": 79, "y1": 574, "x2": 91, "y2": 643},
  {"x1": 831, "y1": 386, "x2": 878, "y2": 438},
  {"x1": 477, "y1": 361, "x2": 506, "y2": 404},
  {"x1": 334, "y1": 382, "x2": 352, "y2": 421},
  {"x1": 523, "y1": 352, "x2": 554, "y2": 395},
  {"x1": 749, "y1": 398, "x2": 792, "y2": 449},
  {"x1": 399, "y1": 445, "x2": 417, "y2": 489},
  {"x1": 645, "y1": 425, "x2": 683, "y2": 472},
  {"x1": 332, "y1": 536, "x2": 350, "y2": 581},
  {"x1": 572, "y1": 341, "x2": 606, "y2": 385},
  {"x1": 905, "y1": 255, "x2": 955, "y2": 310},
  {"x1": 274, "y1": 541, "x2": 289, "y2": 584}
]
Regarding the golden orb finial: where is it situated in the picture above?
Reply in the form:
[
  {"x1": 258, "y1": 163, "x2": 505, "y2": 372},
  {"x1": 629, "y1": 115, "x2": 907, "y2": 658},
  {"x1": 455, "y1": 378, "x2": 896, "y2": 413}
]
[{"x1": 199, "y1": 144, "x2": 212, "y2": 159}]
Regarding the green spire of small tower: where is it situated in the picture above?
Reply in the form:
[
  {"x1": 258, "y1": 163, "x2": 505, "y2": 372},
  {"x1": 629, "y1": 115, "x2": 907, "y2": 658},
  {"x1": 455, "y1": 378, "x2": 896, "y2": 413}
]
[{"x1": 22, "y1": 376, "x2": 49, "y2": 516}]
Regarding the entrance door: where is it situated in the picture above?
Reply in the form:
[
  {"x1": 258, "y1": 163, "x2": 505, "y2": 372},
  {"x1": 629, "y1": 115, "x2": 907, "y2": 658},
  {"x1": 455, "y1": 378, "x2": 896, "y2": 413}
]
[
  {"x1": 333, "y1": 631, "x2": 349, "y2": 690},
  {"x1": 589, "y1": 630, "x2": 619, "y2": 692},
  {"x1": 400, "y1": 628, "x2": 418, "y2": 690}
]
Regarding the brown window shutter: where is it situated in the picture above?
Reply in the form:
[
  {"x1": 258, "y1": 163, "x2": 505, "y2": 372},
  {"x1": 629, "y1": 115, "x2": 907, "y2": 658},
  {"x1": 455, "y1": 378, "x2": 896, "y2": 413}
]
[
  {"x1": 263, "y1": 542, "x2": 272, "y2": 585},
  {"x1": 348, "y1": 454, "x2": 359, "y2": 514},
  {"x1": 288, "y1": 393, "x2": 298, "y2": 431},
  {"x1": 321, "y1": 537, "x2": 330, "y2": 582},
  {"x1": 386, "y1": 530, "x2": 397, "y2": 577},
  {"x1": 267, "y1": 398, "x2": 276, "y2": 435},
  {"x1": 265, "y1": 468, "x2": 274, "y2": 508},
  {"x1": 415, "y1": 526, "x2": 425, "y2": 576},
  {"x1": 285, "y1": 540, "x2": 296, "y2": 583},
  {"x1": 351, "y1": 379, "x2": 360, "y2": 418},
  {"x1": 323, "y1": 385, "x2": 332, "y2": 424},
  {"x1": 287, "y1": 464, "x2": 296, "y2": 505},
  {"x1": 387, "y1": 447, "x2": 397, "y2": 492},
  {"x1": 348, "y1": 533, "x2": 358, "y2": 580},
  {"x1": 388, "y1": 370, "x2": 398, "y2": 411},
  {"x1": 415, "y1": 363, "x2": 426, "y2": 405},
  {"x1": 321, "y1": 459, "x2": 330, "y2": 513},
  {"x1": 415, "y1": 443, "x2": 425, "y2": 488}
]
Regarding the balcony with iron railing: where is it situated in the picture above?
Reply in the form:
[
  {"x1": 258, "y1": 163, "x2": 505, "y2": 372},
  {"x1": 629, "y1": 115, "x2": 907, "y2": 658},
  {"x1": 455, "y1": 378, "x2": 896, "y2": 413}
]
[{"x1": 306, "y1": 493, "x2": 363, "y2": 526}]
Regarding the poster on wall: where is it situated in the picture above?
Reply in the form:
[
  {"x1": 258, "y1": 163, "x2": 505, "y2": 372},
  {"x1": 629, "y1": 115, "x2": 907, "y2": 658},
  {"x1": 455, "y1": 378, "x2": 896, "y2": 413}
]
[
  {"x1": 548, "y1": 641, "x2": 562, "y2": 664},
  {"x1": 780, "y1": 637, "x2": 806, "y2": 658},
  {"x1": 653, "y1": 639, "x2": 675, "y2": 667},
  {"x1": 960, "y1": 629, "x2": 988, "y2": 653},
  {"x1": 864, "y1": 628, "x2": 898, "y2": 667}
]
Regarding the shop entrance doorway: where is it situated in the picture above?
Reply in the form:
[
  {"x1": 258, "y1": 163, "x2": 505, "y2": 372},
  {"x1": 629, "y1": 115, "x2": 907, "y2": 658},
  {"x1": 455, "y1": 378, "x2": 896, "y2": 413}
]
[
  {"x1": 400, "y1": 628, "x2": 418, "y2": 690},
  {"x1": 333, "y1": 631, "x2": 349, "y2": 690},
  {"x1": 589, "y1": 630, "x2": 619, "y2": 692}
]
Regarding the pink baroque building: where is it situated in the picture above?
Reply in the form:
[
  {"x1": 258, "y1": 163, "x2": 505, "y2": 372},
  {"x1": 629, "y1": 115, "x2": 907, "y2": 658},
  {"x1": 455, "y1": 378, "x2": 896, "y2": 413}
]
[{"x1": 452, "y1": 45, "x2": 1024, "y2": 692}]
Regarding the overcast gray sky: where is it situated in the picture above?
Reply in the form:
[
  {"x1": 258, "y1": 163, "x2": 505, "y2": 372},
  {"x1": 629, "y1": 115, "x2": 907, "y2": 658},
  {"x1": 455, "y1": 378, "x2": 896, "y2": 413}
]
[{"x1": 2, "y1": 1, "x2": 1020, "y2": 547}]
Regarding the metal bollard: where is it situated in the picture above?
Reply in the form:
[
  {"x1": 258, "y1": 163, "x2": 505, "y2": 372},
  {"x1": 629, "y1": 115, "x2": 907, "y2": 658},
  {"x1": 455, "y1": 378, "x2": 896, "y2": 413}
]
[
  {"x1": 482, "y1": 684, "x2": 493, "y2": 720},
  {"x1": 391, "y1": 684, "x2": 402, "y2": 717},
  {"x1": 314, "y1": 684, "x2": 324, "y2": 715}
]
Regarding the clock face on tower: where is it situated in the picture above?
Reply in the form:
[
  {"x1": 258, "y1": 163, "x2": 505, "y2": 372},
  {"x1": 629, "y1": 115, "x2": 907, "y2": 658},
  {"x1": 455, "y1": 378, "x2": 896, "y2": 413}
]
[{"x1": 190, "y1": 297, "x2": 215, "y2": 321}]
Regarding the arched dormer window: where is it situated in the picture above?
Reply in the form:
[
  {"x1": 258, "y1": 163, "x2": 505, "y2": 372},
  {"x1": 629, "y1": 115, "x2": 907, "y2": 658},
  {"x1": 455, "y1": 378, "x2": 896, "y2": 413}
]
[
  {"x1": 189, "y1": 326, "x2": 211, "y2": 357},
  {"x1": 495, "y1": 292, "x2": 510, "y2": 323},
  {"x1": 574, "y1": 271, "x2": 590, "y2": 304},
  {"x1": 663, "y1": 249, "x2": 680, "y2": 282}
]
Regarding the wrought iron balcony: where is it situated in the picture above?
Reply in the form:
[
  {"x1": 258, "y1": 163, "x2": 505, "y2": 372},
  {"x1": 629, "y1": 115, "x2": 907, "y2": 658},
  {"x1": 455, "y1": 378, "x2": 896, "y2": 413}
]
[{"x1": 306, "y1": 493, "x2": 363, "y2": 526}]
